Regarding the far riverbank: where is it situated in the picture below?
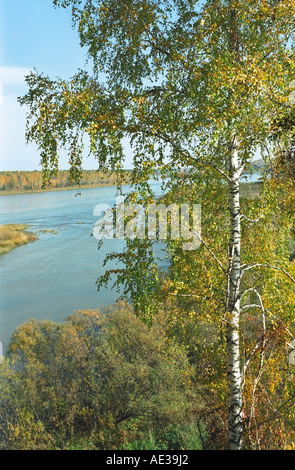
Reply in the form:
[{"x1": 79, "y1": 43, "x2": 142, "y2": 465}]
[
  {"x1": 0, "y1": 182, "x2": 117, "y2": 197},
  {"x1": 0, "y1": 178, "x2": 262, "y2": 197}
]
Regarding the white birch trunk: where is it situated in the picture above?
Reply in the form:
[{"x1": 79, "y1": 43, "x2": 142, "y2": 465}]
[{"x1": 227, "y1": 137, "x2": 243, "y2": 450}]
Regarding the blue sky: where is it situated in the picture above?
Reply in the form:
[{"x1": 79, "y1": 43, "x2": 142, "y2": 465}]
[{"x1": 0, "y1": 0, "x2": 99, "y2": 170}]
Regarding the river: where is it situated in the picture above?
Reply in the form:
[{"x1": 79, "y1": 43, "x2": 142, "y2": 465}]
[
  {"x1": 0, "y1": 182, "x2": 169, "y2": 354},
  {"x1": 0, "y1": 174, "x2": 260, "y2": 354}
]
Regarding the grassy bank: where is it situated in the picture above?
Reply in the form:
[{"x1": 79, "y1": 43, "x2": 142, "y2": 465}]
[{"x1": 0, "y1": 224, "x2": 38, "y2": 255}]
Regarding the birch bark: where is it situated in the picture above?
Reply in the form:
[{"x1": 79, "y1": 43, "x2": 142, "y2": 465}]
[{"x1": 226, "y1": 137, "x2": 243, "y2": 450}]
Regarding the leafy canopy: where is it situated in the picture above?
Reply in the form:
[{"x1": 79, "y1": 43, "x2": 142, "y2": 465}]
[{"x1": 19, "y1": 0, "x2": 295, "y2": 186}]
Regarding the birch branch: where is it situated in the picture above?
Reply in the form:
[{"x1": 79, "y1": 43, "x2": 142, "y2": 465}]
[
  {"x1": 241, "y1": 287, "x2": 266, "y2": 383},
  {"x1": 169, "y1": 292, "x2": 207, "y2": 299},
  {"x1": 190, "y1": 228, "x2": 227, "y2": 275},
  {"x1": 241, "y1": 264, "x2": 295, "y2": 284},
  {"x1": 240, "y1": 214, "x2": 263, "y2": 224},
  {"x1": 133, "y1": 127, "x2": 232, "y2": 183},
  {"x1": 185, "y1": 153, "x2": 232, "y2": 183},
  {"x1": 240, "y1": 303, "x2": 262, "y2": 312},
  {"x1": 242, "y1": 287, "x2": 267, "y2": 449}
]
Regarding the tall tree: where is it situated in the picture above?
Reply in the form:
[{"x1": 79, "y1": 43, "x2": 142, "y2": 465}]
[{"x1": 19, "y1": 0, "x2": 295, "y2": 449}]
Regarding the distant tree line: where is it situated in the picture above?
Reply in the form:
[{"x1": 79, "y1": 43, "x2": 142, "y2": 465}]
[{"x1": 0, "y1": 170, "x2": 131, "y2": 192}]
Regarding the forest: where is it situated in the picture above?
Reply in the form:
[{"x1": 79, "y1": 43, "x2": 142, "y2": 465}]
[
  {"x1": 0, "y1": 169, "x2": 131, "y2": 193},
  {"x1": 1, "y1": 0, "x2": 295, "y2": 451}
]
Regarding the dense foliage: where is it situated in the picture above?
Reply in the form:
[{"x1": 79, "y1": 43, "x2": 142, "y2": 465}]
[
  {"x1": 2, "y1": 0, "x2": 294, "y2": 450},
  {"x1": 0, "y1": 302, "x2": 204, "y2": 450}
]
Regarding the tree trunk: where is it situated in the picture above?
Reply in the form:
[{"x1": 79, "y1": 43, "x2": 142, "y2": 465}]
[{"x1": 227, "y1": 137, "x2": 243, "y2": 450}]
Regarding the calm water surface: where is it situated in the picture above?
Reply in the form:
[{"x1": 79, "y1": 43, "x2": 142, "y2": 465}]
[
  {"x1": 0, "y1": 183, "x2": 167, "y2": 353},
  {"x1": 0, "y1": 175, "x2": 260, "y2": 353}
]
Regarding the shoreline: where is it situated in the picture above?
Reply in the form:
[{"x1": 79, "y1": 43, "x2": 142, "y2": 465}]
[
  {"x1": 0, "y1": 182, "x2": 118, "y2": 196},
  {"x1": 0, "y1": 180, "x2": 261, "y2": 197}
]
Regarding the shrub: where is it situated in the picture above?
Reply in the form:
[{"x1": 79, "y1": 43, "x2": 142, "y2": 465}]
[{"x1": 0, "y1": 301, "x2": 203, "y2": 450}]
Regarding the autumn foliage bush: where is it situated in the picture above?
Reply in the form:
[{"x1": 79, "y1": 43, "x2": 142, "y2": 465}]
[{"x1": 0, "y1": 301, "x2": 204, "y2": 450}]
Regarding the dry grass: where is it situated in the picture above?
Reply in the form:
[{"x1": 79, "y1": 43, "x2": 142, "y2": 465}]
[{"x1": 0, "y1": 224, "x2": 38, "y2": 255}]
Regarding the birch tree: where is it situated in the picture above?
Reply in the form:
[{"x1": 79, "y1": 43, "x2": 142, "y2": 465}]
[{"x1": 19, "y1": 0, "x2": 295, "y2": 449}]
